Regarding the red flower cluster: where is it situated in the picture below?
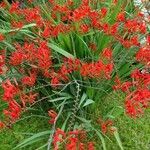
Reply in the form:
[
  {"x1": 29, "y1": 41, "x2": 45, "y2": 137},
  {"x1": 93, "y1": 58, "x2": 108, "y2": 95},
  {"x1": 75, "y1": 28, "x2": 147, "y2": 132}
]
[
  {"x1": 1, "y1": 0, "x2": 147, "y2": 52},
  {"x1": 125, "y1": 89, "x2": 150, "y2": 117},
  {"x1": 1, "y1": 78, "x2": 38, "y2": 123},
  {"x1": 114, "y1": 68, "x2": 150, "y2": 117},
  {"x1": 1, "y1": 80, "x2": 20, "y2": 122},
  {"x1": 9, "y1": 1, "x2": 20, "y2": 13},
  {"x1": 48, "y1": 56, "x2": 113, "y2": 87},
  {"x1": 3, "y1": 100, "x2": 21, "y2": 122},
  {"x1": 9, "y1": 42, "x2": 52, "y2": 75},
  {"x1": 124, "y1": 19, "x2": 146, "y2": 34},
  {"x1": 52, "y1": 128, "x2": 95, "y2": 150},
  {"x1": 22, "y1": 71, "x2": 37, "y2": 87},
  {"x1": 136, "y1": 47, "x2": 150, "y2": 65},
  {"x1": 20, "y1": 92, "x2": 38, "y2": 107},
  {"x1": 113, "y1": 77, "x2": 132, "y2": 92},
  {"x1": 131, "y1": 69, "x2": 150, "y2": 87},
  {"x1": 2, "y1": 80, "x2": 18, "y2": 102},
  {"x1": 37, "y1": 41, "x2": 52, "y2": 70},
  {"x1": 81, "y1": 60, "x2": 113, "y2": 79}
]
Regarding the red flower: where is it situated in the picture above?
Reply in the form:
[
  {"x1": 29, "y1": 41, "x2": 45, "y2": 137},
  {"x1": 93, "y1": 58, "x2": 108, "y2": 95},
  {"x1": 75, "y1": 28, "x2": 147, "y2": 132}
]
[
  {"x1": 125, "y1": 89, "x2": 150, "y2": 117},
  {"x1": 0, "y1": 34, "x2": 4, "y2": 41},
  {"x1": 27, "y1": 0, "x2": 34, "y2": 3},
  {"x1": 113, "y1": 0, "x2": 118, "y2": 4},
  {"x1": 3, "y1": 100, "x2": 22, "y2": 122},
  {"x1": 139, "y1": 23, "x2": 146, "y2": 34},
  {"x1": 9, "y1": 2, "x2": 20, "y2": 13},
  {"x1": 2, "y1": 80, "x2": 18, "y2": 101},
  {"x1": 121, "y1": 40, "x2": 131, "y2": 48},
  {"x1": 9, "y1": 52, "x2": 24, "y2": 66},
  {"x1": 117, "y1": 12, "x2": 125, "y2": 22},
  {"x1": 88, "y1": 142, "x2": 95, "y2": 150},
  {"x1": 22, "y1": 72, "x2": 37, "y2": 87},
  {"x1": 48, "y1": 0, "x2": 55, "y2": 4},
  {"x1": 138, "y1": 12, "x2": 144, "y2": 17},
  {"x1": 23, "y1": 7, "x2": 42, "y2": 26},
  {"x1": 0, "y1": 121, "x2": 5, "y2": 129},
  {"x1": 48, "y1": 110, "x2": 57, "y2": 124},
  {"x1": 136, "y1": 47, "x2": 150, "y2": 64},
  {"x1": 100, "y1": 7, "x2": 107, "y2": 18},
  {"x1": 72, "y1": 6, "x2": 90, "y2": 21},
  {"x1": 124, "y1": 19, "x2": 137, "y2": 33},
  {"x1": 110, "y1": 23, "x2": 119, "y2": 35},
  {"x1": 147, "y1": 35, "x2": 150, "y2": 45},
  {"x1": 79, "y1": 143, "x2": 85, "y2": 150},
  {"x1": 125, "y1": 100, "x2": 139, "y2": 118},
  {"x1": 80, "y1": 60, "x2": 106, "y2": 79},
  {"x1": 42, "y1": 26, "x2": 51, "y2": 38},
  {"x1": 82, "y1": 0, "x2": 89, "y2": 5},
  {"x1": 101, "y1": 120, "x2": 113, "y2": 134},
  {"x1": 20, "y1": 92, "x2": 38, "y2": 107},
  {"x1": 104, "y1": 63, "x2": 113, "y2": 79},
  {"x1": 121, "y1": 81, "x2": 132, "y2": 92},
  {"x1": 11, "y1": 21, "x2": 24, "y2": 29},
  {"x1": 68, "y1": 130, "x2": 81, "y2": 136},
  {"x1": 102, "y1": 23, "x2": 109, "y2": 33},
  {"x1": 51, "y1": 77, "x2": 60, "y2": 87},
  {"x1": 102, "y1": 48, "x2": 112, "y2": 60},
  {"x1": 37, "y1": 41, "x2": 52, "y2": 70},
  {"x1": 130, "y1": 36, "x2": 140, "y2": 46},
  {"x1": 0, "y1": 2, "x2": 6, "y2": 8},
  {"x1": 80, "y1": 24, "x2": 89, "y2": 33},
  {"x1": 113, "y1": 76, "x2": 121, "y2": 90},
  {"x1": 53, "y1": 128, "x2": 65, "y2": 150},
  {"x1": 0, "y1": 54, "x2": 5, "y2": 75},
  {"x1": 66, "y1": 137, "x2": 78, "y2": 150}
]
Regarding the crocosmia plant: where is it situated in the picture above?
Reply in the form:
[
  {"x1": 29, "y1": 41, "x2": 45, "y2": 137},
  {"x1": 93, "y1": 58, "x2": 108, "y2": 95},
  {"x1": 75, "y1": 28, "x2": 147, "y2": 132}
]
[{"x1": 0, "y1": 0, "x2": 149, "y2": 149}]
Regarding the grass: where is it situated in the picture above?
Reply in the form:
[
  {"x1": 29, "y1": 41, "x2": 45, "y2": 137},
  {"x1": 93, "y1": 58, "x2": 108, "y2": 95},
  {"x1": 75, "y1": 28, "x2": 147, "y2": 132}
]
[
  {"x1": 115, "y1": 110, "x2": 150, "y2": 150},
  {"x1": 0, "y1": 116, "x2": 50, "y2": 150},
  {"x1": 95, "y1": 92, "x2": 150, "y2": 150},
  {"x1": 0, "y1": 92, "x2": 149, "y2": 150}
]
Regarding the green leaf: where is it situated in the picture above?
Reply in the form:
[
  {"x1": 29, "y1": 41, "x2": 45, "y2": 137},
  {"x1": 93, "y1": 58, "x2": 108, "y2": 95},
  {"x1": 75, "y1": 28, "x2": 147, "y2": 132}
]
[
  {"x1": 0, "y1": 23, "x2": 36, "y2": 34},
  {"x1": 22, "y1": 23, "x2": 36, "y2": 29},
  {"x1": 93, "y1": 128, "x2": 107, "y2": 150},
  {"x1": 36, "y1": 143, "x2": 48, "y2": 150},
  {"x1": 76, "y1": 116, "x2": 91, "y2": 124},
  {"x1": 48, "y1": 43, "x2": 75, "y2": 58},
  {"x1": 48, "y1": 96, "x2": 71, "y2": 102},
  {"x1": 78, "y1": 93, "x2": 87, "y2": 108},
  {"x1": 13, "y1": 130, "x2": 51, "y2": 149},
  {"x1": 61, "y1": 113, "x2": 71, "y2": 131},
  {"x1": 107, "y1": 106, "x2": 124, "y2": 119},
  {"x1": 3, "y1": 41, "x2": 15, "y2": 50},
  {"x1": 17, "y1": 137, "x2": 46, "y2": 149},
  {"x1": 83, "y1": 99, "x2": 95, "y2": 107},
  {"x1": 113, "y1": 127, "x2": 124, "y2": 150}
]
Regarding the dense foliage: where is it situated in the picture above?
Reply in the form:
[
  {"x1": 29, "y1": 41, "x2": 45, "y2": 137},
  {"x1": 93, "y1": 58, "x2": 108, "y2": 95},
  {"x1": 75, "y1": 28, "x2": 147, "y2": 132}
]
[{"x1": 0, "y1": 0, "x2": 149, "y2": 149}]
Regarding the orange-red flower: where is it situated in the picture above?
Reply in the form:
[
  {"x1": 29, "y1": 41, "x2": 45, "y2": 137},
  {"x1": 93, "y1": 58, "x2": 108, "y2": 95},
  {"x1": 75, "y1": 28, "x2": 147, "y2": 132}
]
[{"x1": 48, "y1": 110, "x2": 57, "y2": 124}]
